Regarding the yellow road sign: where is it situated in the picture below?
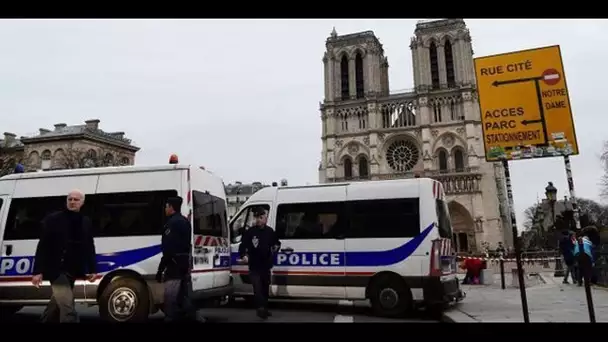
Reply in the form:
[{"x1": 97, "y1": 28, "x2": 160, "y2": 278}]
[{"x1": 474, "y1": 45, "x2": 579, "y2": 162}]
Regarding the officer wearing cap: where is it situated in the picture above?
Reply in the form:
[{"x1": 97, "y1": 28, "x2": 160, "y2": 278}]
[
  {"x1": 237, "y1": 206, "x2": 281, "y2": 319},
  {"x1": 156, "y1": 196, "x2": 197, "y2": 321}
]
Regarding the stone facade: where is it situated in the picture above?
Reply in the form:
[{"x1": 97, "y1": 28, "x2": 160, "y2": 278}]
[
  {"x1": 225, "y1": 179, "x2": 288, "y2": 219},
  {"x1": 0, "y1": 119, "x2": 139, "y2": 175},
  {"x1": 317, "y1": 19, "x2": 512, "y2": 252}
]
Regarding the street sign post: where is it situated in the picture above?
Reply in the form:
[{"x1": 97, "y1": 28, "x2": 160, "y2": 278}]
[
  {"x1": 473, "y1": 45, "x2": 592, "y2": 324},
  {"x1": 474, "y1": 45, "x2": 578, "y2": 162}
]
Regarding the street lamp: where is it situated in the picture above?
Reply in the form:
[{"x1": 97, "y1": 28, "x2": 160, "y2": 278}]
[
  {"x1": 545, "y1": 182, "x2": 564, "y2": 277},
  {"x1": 545, "y1": 182, "x2": 557, "y2": 226}
]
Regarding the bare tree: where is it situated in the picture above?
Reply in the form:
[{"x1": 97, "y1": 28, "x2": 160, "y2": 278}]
[
  {"x1": 58, "y1": 147, "x2": 96, "y2": 169},
  {"x1": 0, "y1": 153, "x2": 16, "y2": 177},
  {"x1": 601, "y1": 141, "x2": 608, "y2": 201},
  {"x1": 55, "y1": 146, "x2": 125, "y2": 169},
  {"x1": 523, "y1": 203, "x2": 541, "y2": 231},
  {"x1": 0, "y1": 146, "x2": 20, "y2": 177}
]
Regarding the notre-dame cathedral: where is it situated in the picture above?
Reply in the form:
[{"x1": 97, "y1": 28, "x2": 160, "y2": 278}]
[{"x1": 317, "y1": 19, "x2": 512, "y2": 252}]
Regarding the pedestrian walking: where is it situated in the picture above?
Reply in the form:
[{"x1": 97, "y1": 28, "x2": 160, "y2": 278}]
[
  {"x1": 559, "y1": 230, "x2": 576, "y2": 284},
  {"x1": 156, "y1": 196, "x2": 198, "y2": 322},
  {"x1": 31, "y1": 189, "x2": 97, "y2": 323},
  {"x1": 574, "y1": 226, "x2": 599, "y2": 287},
  {"x1": 237, "y1": 207, "x2": 281, "y2": 319}
]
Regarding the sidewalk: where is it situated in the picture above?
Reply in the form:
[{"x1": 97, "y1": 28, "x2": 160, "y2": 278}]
[{"x1": 444, "y1": 273, "x2": 608, "y2": 322}]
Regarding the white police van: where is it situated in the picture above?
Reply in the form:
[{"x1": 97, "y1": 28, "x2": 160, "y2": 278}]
[
  {"x1": 0, "y1": 157, "x2": 232, "y2": 322},
  {"x1": 229, "y1": 178, "x2": 463, "y2": 317}
]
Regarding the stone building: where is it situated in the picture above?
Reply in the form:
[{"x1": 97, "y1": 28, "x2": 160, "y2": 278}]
[
  {"x1": 0, "y1": 119, "x2": 139, "y2": 175},
  {"x1": 225, "y1": 179, "x2": 288, "y2": 219},
  {"x1": 317, "y1": 19, "x2": 512, "y2": 252}
]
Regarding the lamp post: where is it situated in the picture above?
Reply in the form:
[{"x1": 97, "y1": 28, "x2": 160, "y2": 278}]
[{"x1": 545, "y1": 182, "x2": 563, "y2": 277}]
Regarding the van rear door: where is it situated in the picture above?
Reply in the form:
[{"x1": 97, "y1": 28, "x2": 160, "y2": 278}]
[{"x1": 191, "y1": 190, "x2": 216, "y2": 292}]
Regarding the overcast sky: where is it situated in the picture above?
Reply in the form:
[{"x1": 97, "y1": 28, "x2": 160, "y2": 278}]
[{"x1": 0, "y1": 19, "x2": 605, "y2": 229}]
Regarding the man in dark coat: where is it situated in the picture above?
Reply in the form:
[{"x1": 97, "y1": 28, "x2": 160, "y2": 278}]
[
  {"x1": 559, "y1": 230, "x2": 576, "y2": 284},
  {"x1": 237, "y1": 207, "x2": 281, "y2": 319},
  {"x1": 156, "y1": 196, "x2": 197, "y2": 321},
  {"x1": 31, "y1": 189, "x2": 97, "y2": 323}
]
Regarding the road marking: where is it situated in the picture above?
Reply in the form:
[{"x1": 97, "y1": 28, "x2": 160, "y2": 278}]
[{"x1": 334, "y1": 314, "x2": 354, "y2": 323}]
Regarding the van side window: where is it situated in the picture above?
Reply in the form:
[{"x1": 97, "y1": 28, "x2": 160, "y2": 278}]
[
  {"x1": 348, "y1": 198, "x2": 420, "y2": 238},
  {"x1": 229, "y1": 204, "x2": 270, "y2": 244},
  {"x1": 94, "y1": 190, "x2": 177, "y2": 237},
  {"x1": 192, "y1": 190, "x2": 228, "y2": 238},
  {"x1": 5, "y1": 196, "x2": 65, "y2": 240},
  {"x1": 275, "y1": 202, "x2": 346, "y2": 240},
  {"x1": 4, "y1": 190, "x2": 177, "y2": 240}
]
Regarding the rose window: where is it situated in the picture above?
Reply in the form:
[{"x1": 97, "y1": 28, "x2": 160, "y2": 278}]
[{"x1": 386, "y1": 139, "x2": 419, "y2": 172}]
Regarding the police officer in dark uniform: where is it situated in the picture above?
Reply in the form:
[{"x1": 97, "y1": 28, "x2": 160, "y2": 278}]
[
  {"x1": 237, "y1": 207, "x2": 280, "y2": 319},
  {"x1": 156, "y1": 196, "x2": 197, "y2": 322}
]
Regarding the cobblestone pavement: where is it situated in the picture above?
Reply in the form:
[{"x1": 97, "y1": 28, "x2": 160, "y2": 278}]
[{"x1": 444, "y1": 273, "x2": 608, "y2": 322}]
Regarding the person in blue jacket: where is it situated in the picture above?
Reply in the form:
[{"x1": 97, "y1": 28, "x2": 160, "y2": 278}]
[
  {"x1": 237, "y1": 207, "x2": 281, "y2": 320},
  {"x1": 573, "y1": 226, "x2": 598, "y2": 287},
  {"x1": 559, "y1": 230, "x2": 576, "y2": 284},
  {"x1": 156, "y1": 196, "x2": 197, "y2": 321}
]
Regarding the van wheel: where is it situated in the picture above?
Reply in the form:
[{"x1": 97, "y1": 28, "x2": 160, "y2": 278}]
[
  {"x1": 0, "y1": 305, "x2": 23, "y2": 317},
  {"x1": 99, "y1": 277, "x2": 150, "y2": 323},
  {"x1": 368, "y1": 275, "x2": 412, "y2": 318}
]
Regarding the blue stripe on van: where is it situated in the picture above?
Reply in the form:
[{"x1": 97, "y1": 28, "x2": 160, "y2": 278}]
[
  {"x1": 230, "y1": 223, "x2": 435, "y2": 267},
  {"x1": 0, "y1": 223, "x2": 435, "y2": 277},
  {"x1": 0, "y1": 244, "x2": 162, "y2": 277}
]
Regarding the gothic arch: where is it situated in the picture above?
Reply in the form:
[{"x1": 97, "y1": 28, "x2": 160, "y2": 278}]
[
  {"x1": 442, "y1": 34, "x2": 456, "y2": 44},
  {"x1": 336, "y1": 50, "x2": 350, "y2": 61},
  {"x1": 28, "y1": 151, "x2": 40, "y2": 169},
  {"x1": 431, "y1": 131, "x2": 467, "y2": 152},
  {"x1": 351, "y1": 47, "x2": 367, "y2": 59},
  {"x1": 382, "y1": 132, "x2": 421, "y2": 152},
  {"x1": 341, "y1": 155, "x2": 353, "y2": 180},
  {"x1": 356, "y1": 154, "x2": 370, "y2": 179},
  {"x1": 53, "y1": 148, "x2": 66, "y2": 169},
  {"x1": 451, "y1": 145, "x2": 467, "y2": 171},
  {"x1": 337, "y1": 141, "x2": 370, "y2": 162},
  {"x1": 434, "y1": 147, "x2": 449, "y2": 172},
  {"x1": 448, "y1": 200, "x2": 476, "y2": 253},
  {"x1": 424, "y1": 36, "x2": 442, "y2": 48}
]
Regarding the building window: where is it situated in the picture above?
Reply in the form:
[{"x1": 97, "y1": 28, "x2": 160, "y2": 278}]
[
  {"x1": 445, "y1": 40, "x2": 455, "y2": 87},
  {"x1": 355, "y1": 53, "x2": 364, "y2": 99},
  {"x1": 430, "y1": 42, "x2": 440, "y2": 89},
  {"x1": 358, "y1": 156, "x2": 369, "y2": 179},
  {"x1": 438, "y1": 150, "x2": 448, "y2": 172},
  {"x1": 454, "y1": 149, "x2": 465, "y2": 172},
  {"x1": 340, "y1": 55, "x2": 350, "y2": 101},
  {"x1": 386, "y1": 139, "x2": 420, "y2": 173},
  {"x1": 41, "y1": 150, "x2": 52, "y2": 170},
  {"x1": 433, "y1": 102, "x2": 442, "y2": 123},
  {"x1": 344, "y1": 158, "x2": 353, "y2": 180}
]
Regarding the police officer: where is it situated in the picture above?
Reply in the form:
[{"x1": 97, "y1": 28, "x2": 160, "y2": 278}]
[
  {"x1": 156, "y1": 196, "x2": 196, "y2": 322},
  {"x1": 237, "y1": 207, "x2": 281, "y2": 319}
]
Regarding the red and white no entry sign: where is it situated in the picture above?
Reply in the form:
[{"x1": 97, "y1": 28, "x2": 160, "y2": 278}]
[{"x1": 542, "y1": 68, "x2": 561, "y2": 86}]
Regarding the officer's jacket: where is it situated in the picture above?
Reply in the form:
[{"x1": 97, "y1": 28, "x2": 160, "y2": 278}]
[{"x1": 158, "y1": 213, "x2": 192, "y2": 280}]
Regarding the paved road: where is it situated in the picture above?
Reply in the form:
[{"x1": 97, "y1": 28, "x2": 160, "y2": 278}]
[{"x1": 5, "y1": 299, "x2": 440, "y2": 323}]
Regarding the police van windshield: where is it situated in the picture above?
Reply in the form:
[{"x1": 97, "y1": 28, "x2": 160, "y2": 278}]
[{"x1": 435, "y1": 199, "x2": 452, "y2": 239}]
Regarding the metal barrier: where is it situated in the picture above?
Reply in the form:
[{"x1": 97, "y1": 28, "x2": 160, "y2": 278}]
[{"x1": 457, "y1": 254, "x2": 560, "y2": 276}]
